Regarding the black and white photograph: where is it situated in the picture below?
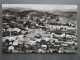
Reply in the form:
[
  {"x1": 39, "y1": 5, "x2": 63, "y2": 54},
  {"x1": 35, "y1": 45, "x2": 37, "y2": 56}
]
[{"x1": 2, "y1": 4, "x2": 77, "y2": 53}]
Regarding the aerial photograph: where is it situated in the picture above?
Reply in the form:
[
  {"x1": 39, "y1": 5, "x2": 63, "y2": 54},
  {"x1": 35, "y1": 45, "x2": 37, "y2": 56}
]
[{"x1": 2, "y1": 4, "x2": 77, "y2": 53}]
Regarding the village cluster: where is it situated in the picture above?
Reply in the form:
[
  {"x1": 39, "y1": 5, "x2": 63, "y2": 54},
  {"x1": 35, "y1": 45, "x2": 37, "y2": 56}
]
[{"x1": 2, "y1": 9, "x2": 77, "y2": 53}]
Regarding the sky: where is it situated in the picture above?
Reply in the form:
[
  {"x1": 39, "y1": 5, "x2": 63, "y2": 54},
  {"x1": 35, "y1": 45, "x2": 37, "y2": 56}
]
[{"x1": 2, "y1": 4, "x2": 77, "y2": 11}]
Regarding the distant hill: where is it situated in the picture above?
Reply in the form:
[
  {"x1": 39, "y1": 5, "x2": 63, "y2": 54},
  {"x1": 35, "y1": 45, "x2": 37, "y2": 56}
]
[{"x1": 2, "y1": 8, "x2": 77, "y2": 21}]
